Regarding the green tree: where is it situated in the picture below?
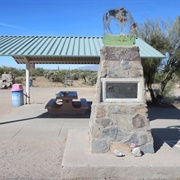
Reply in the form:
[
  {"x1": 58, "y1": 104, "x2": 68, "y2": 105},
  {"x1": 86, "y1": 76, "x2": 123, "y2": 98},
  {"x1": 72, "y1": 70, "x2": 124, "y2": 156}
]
[
  {"x1": 160, "y1": 17, "x2": 180, "y2": 95},
  {"x1": 138, "y1": 17, "x2": 180, "y2": 103}
]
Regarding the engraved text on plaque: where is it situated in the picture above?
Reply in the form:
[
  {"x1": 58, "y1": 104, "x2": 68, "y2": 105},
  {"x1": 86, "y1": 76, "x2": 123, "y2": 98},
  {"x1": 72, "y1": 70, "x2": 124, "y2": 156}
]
[{"x1": 106, "y1": 83, "x2": 137, "y2": 99}]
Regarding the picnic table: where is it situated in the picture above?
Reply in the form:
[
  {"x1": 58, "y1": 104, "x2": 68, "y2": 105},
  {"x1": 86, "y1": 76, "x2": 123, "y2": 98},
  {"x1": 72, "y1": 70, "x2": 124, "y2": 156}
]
[{"x1": 45, "y1": 91, "x2": 89, "y2": 114}]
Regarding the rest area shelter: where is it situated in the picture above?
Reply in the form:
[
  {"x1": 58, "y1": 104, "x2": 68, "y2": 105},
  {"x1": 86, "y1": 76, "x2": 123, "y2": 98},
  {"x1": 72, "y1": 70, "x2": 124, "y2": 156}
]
[{"x1": 0, "y1": 36, "x2": 165, "y2": 104}]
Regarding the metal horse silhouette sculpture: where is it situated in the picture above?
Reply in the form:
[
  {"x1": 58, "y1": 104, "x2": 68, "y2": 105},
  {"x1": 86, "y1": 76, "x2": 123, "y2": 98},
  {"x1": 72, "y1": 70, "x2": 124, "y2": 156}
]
[{"x1": 103, "y1": 8, "x2": 137, "y2": 35}]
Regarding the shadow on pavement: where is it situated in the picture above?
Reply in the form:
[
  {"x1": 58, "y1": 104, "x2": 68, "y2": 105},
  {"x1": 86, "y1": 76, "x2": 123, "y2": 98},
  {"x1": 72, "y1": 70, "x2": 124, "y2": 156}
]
[
  {"x1": 0, "y1": 116, "x2": 39, "y2": 125},
  {"x1": 42, "y1": 101, "x2": 92, "y2": 118},
  {"x1": 0, "y1": 102, "x2": 92, "y2": 125},
  {"x1": 151, "y1": 132, "x2": 164, "y2": 153},
  {"x1": 148, "y1": 104, "x2": 180, "y2": 152},
  {"x1": 148, "y1": 105, "x2": 180, "y2": 121},
  {"x1": 152, "y1": 126, "x2": 180, "y2": 152}
]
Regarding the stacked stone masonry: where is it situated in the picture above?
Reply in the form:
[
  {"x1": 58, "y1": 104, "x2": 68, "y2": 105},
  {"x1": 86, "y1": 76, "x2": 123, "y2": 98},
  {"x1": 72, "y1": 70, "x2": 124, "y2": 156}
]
[{"x1": 89, "y1": 46, "x2": 154, "y2": 154}]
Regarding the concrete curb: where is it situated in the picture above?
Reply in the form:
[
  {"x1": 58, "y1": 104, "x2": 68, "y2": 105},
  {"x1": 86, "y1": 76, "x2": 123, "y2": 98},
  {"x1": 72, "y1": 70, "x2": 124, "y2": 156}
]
[{"x1": 62, "y1": 129, "x2": 180, "y2": 180}]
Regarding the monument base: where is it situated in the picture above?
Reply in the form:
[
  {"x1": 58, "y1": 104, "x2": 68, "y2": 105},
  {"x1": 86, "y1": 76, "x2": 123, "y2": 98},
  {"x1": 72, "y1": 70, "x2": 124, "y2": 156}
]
[
  {"x1": 89, "y1": 46, "x2": 155, "y2": 154},
  {"x1": 62, "y1": 129, "x2": 180, "y2": 180}
]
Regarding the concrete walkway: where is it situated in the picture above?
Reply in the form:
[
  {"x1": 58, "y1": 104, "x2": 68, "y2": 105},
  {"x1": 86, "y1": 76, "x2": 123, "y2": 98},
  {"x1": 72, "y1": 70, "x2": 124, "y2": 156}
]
[
  {"x1": 0, "y1": 87, "x2": 94, "y2": 179},
  {"x1": 0, "y1": 87, "x2": 179, "y2": 179},
  {"x1": 0, "y1": 104, "x2": 90, "y2": 179}
]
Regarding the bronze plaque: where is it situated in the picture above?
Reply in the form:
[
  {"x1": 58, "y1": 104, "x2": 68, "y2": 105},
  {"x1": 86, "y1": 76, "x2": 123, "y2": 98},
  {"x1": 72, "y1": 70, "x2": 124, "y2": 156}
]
[{"x1": 106, "y1": 83, "x2": 137, "y2": 99}]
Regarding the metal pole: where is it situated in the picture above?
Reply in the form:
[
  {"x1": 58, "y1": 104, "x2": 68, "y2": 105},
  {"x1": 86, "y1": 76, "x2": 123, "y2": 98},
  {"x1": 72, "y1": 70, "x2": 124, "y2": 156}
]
[{"x1": 25, "y1": 58, "x2": 30, "y2": 104}]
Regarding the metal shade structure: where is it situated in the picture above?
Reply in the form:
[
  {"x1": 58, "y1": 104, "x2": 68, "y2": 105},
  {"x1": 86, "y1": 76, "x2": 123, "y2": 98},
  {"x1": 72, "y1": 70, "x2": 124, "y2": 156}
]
[
  {"x1": 0, "y1": 35, "x2": 165, "y2": 104},
  {"x1": 0, "y1": 36, "x2": 165, "y2": 64}
]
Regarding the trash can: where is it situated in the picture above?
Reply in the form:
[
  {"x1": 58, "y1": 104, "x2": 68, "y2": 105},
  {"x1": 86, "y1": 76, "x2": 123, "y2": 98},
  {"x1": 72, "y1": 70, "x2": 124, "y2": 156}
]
[
  {"x1": 29, "y1": 79, "x2": 33, "y2": 87},
  {"x1": 11, "y1": 84, "x2": 24, "y2": 106}
]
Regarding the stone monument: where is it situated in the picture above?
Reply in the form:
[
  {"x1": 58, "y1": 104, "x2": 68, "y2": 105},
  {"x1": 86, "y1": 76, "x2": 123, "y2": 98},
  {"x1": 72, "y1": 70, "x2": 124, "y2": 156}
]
[
  {"x1": 61, "y1": 7, "x2": 180, "y2": 180},
  {"x1": 89, "y1": 7, "x2": 154, "y2": 154}
]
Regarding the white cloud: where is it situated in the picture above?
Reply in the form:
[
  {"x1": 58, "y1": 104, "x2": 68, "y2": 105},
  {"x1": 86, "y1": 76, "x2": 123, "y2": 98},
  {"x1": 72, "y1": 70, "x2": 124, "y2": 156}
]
[{"x1": 0, "y1": 22, "x2": 23, "y2": 30}]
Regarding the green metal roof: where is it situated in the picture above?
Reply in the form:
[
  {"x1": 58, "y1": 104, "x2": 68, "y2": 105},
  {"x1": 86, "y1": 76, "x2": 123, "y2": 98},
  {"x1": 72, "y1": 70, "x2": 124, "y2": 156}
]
[{"x1": 0, "y1": 36, "x2": 165, "y2": 64}]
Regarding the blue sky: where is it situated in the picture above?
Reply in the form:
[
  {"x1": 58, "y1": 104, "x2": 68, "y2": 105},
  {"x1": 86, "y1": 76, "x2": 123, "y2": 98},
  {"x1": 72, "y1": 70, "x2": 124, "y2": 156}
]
[{"x1": 0, "y1": 0, "x2": 180, "y2": 69}]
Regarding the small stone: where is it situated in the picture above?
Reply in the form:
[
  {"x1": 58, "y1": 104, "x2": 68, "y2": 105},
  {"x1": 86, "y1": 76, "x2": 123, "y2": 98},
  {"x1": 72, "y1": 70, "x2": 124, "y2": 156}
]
[
  {"x1": 141, "y1": 144, "x2": 154, "y2": 154},
  {"x1": 112, "y1": 114, "x2": 133, "y2": 131},
  {"x1": 110, "y1": 142, "x2": 131, "y2": 154},
  {"x1": 113, "y1": 149, "x2": 125, "y2": 157},
  {"x1": 125, "y1": 133, "x2": 139, "y2": 145},
  {"x1": 139, "y1": 135, "x2": 148, "y2": 145},
  {"x1": 132, "y1": 114, "x2": 145, "y2": 129},
  {"x1": 136, "y1": 108, "x2": 148, "y2": 113},
  {"x1": 120, "y1": 59, "x2": 132, "y2": 70},
  {"x1": 91, "y1": 125, "x2": 101, "y2": 138},
  {"x1": 96, "y1": 107, "x2": 106, "y2": 118},
  {"x1": 102, "y1": 126, "x2": 117, "y2": 141},
  {"x1": 111, "y1": 106, "x2": 121, "y2": 114},
  {"x1": 91, "y1": 139, "x2": 109, "y2": 153},
  {"x1": 96, "y1": 118, "x2": 111, "y2": 128},
  {"x1": 115, "y1": 128, "x2": 126, "y2": 141},
  {"x1": 132, "y1": 147, "x2": 142, "y2": 157}
]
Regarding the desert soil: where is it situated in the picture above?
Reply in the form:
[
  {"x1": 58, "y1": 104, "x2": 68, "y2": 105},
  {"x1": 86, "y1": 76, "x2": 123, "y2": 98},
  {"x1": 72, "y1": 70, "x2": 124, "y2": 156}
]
[
  {"x1": 31, "y1": 76, "x2": 94, "y2": 88},
  {"x1": 0, "y1": 76, "x2": 180, "y2": 117},
  {"x1": 0, "y1": 76, "x2": 96, "y2": 117}
]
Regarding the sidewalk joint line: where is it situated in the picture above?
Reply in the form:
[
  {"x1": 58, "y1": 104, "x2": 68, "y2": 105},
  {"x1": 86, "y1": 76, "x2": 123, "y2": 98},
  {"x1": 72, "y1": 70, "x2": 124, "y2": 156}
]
[{"x1": 11, "y1": 127, "x2": 23, "y2": 140}]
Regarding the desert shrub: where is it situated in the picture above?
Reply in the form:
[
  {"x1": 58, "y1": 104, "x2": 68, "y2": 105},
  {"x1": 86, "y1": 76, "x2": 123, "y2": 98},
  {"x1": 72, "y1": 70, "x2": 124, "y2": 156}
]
[
  {"x1": 30, "y1": 68, "x2": 44, "y2": 76},
  {"x1": 0, "y1": 66, "x2": 11, "y2": 75},
  {"x1": 44, "y1": 70, "x2": 67, "y2": 82},
  {"x1": 70, "y1": 73, "x2": 79, "y2": 80},
  {"x1": 43, "y1": 69, "x2": 98, "y2": 85},
  {"x1": 79, "y1": 71, "x2": 90, "y2": 82},
  {"x1": 15, "y1": 77, "x2": 23, "y2": 84},
  {"x1": 0, "y1": 67, "x2": 4, "y2": 75},
  {"x1": 0, "y1": 66, "x2": 25, "y2": 77},
  {"x1": 87, "y1": 72, "x2": 97, "y2": 85},
  {"x1": 12, "y1": 69, "x2": 25, "y2": 77},
  {"x1": 43, "y1": 70, "x2": 54, "y2": 80}
]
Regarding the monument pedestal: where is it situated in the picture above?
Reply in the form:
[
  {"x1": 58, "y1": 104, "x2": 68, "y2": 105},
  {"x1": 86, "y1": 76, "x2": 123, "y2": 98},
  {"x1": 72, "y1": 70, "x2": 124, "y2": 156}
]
[
  {"x1": 89, "y1": 46, "x2": 154, "y2": 154},
  {"x1": 62, "y1": 130, "x2": 180, "y2": 179}
]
